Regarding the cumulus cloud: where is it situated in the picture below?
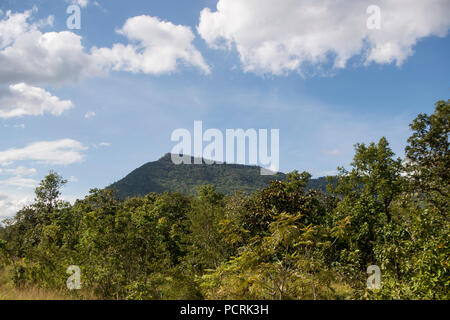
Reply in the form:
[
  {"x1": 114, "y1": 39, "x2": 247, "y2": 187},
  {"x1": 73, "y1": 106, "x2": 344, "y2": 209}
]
[
  {"x1": 0, "y1": 139, "x2": 88, "y2": 166},
  {"x1": 0, "y1": 28, "x2": 103, "y2": 86},
  {"x1": 0, "y1": 10, "x2": 88, "y2": 86},
  {"x1": 0, "y1": 10, "x2": 210, "y2": 121},
  {"x1": 0, "y1": 10, "x2": 209, "y2": 87},
  {"x1": 0, "y1": 83, "x2": 73, "y2": 118},
  {"x1": 198, "y1": 0, "x2": 450, "y2": 75},
  {"x1": 0, "y1": 9, "x2": 34, "y2": 49},
  {"x1": 92, "y1": 15, "x2": 210, "y2": 75},
  {"x1": 0, "y1": 12, "x2": 75, "y2": 118}
]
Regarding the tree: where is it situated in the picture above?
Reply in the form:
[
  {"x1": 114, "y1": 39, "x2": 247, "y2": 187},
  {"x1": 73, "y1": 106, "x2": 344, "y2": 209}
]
[
  {"x1": 329, "y1": 137, "x2": 404, "y2": 277},
  {"x1": 34, "y1": 170, "x2": 68, "y2": 213},
  {"x1": 200, "y1": 174, "x2": 336, "y2": 300},
  {"x1": 0, "y1": 101, "x2": 448, "y2": 300},
  {"x1": 185, "y1": 185, "x2": 231, "y2": 271},
  {"x1": 334, "y1": 137, "x2": 403, "y2": 222},
  {"x1": 405, "y1": 100, "x2": 449, "y2": 216}
]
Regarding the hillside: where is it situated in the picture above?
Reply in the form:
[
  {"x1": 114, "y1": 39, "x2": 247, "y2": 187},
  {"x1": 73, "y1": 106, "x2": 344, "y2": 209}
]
[{"x1": 108, "y1": 153, "x2": 329, "y2": 198}]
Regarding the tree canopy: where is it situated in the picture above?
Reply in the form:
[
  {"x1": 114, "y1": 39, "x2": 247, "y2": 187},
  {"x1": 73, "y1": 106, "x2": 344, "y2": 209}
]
[{"x1": 0, "y1": 100, "x2": 448, "y2": 300}]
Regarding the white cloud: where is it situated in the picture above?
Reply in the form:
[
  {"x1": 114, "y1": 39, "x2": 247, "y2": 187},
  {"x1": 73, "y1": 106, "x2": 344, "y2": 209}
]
[
  {"x1": 0, "y1": 176, "x2": 38, "y2": 188},
  {"x1": 67, "y1": 0, "x2": 90, "y2": 8},
  {"x1": 98, "y1": 142, "x2": 111, "y2": 147},
  {"x1": 3, "y1": 123, "x2": 25, "y2": 128},
  {"x1": 0, "y1": 139, "x2": 88, "y2": 166},
  {"x1": 0, "y1": 166, "x2": 37, "y2": 176},
  {"x1": 0, "y1": 193, "x2": 33, "y2": 218},
  {"x1": 92, "y1": 142, "x2": 111, "y2": 149},
  {"x1": 0, "y1": 83, "x2": 73, "y2": 118},
  {"x1": 84, "y1": 111, "x2": 96, "y2": 119},
  {"x1": 0, "y1": 11, "x2": 209, "y2": 87},
  {"x1": 198, "y1": 0, "x2": 450, "y2": 75},
  {"x1": 0, "y1": 191, "x2": 83, "y2": 219},
  {"x1": 0, "y1": 28, "x2": 104, "y2": 86},
  {"x1": 0, "y1": 9, "x2": 33, "y2": 49},
  {"x1": 0, "y1": 10, "x2": 85, "y2": 86},
  {"x1": 92, "y1": 15, "x2": 210, "y2": 75},
  {"x1": 0, "y1": 184, "x2": 82, "y2": 219}
]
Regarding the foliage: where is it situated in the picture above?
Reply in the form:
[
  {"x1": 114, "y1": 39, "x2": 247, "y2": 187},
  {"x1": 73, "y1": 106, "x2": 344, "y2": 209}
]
[
  {"x1": 108, "y1": 154, "x2": 329, "y2": 198},
  {"x1": 0, "y1": 101, "x2": 448, "y2": 300}
]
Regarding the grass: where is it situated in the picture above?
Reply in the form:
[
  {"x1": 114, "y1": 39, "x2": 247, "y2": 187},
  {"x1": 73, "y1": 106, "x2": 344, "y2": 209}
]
[
  {"x1": 0, "y1": 285, "x2": 71, "y2": 300},
  {"x1": 0, "y1": 266, "x2": 95, "y2": 300},
  {"x1": 0, "y1": 265, "x2": 355, "y2": 300}
]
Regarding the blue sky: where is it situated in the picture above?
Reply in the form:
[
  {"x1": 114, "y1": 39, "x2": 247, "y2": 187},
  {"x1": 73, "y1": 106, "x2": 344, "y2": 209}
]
[{"x1": 0, "y1": 0, "x2": 449, "y2": 217}]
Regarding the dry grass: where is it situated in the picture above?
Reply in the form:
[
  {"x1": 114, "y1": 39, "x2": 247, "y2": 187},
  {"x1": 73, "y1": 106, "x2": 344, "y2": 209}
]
[
  {"x1": 0, "y1": 285, "x2": 71, "y2": 300},
  {"x1": 0, "y1": 267, "x2": 96, "y2": 300},
  {"x1": 329, "y1": 281, "x2": 355, "y2": 300}
]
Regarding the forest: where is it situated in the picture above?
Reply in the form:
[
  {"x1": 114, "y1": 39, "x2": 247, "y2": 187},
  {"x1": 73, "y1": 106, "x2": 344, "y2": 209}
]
[{"x1": 0, "y1": 100, "x2": 448, "y2": 300}]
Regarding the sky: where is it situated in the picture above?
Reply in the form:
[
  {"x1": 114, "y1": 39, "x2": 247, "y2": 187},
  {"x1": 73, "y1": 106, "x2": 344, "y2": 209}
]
[{"x1": 0, "y1": 0, "x2": 449, "y2": 218}]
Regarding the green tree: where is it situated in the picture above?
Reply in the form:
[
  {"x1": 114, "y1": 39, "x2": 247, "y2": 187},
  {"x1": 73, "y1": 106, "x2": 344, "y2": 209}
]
[
  {"x1": 34, "y1": 171, "x2": 68, "y2": 213},
  {"x1": 329, "y1": 137, "x2": 404, "y2": 283},
  {"x1": 185, "y1": 185, "x2": 231, "y2": 272},
  {"x1": 405, "y1": 100, "x2": 449, "y2": 216}
]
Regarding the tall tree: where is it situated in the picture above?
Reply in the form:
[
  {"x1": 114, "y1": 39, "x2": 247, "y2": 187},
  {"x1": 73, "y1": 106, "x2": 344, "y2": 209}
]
[
  {"x1": 405, "y1": 100, "x2": 449, "y2": 216},
  {"x1": 330, "y1": 137, "x2": 404, "y2": 270},
  {"x1": 34, "y1": 170, "x2": 68, "y2": 213}
]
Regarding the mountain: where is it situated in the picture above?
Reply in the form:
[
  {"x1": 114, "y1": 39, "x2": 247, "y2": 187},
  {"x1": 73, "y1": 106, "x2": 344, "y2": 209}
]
[{"x1": 109, "y1": 153, "x2": 329, "y2": 198}]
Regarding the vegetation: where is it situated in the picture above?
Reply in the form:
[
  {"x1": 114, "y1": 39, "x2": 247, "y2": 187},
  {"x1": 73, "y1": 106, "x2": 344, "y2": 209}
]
[
  {"x1": 0, "y1": 100, "x2": 448, "y2": 300},
  {"x1": 108, "y1": 154, "x2": 329, "y2": 198}
]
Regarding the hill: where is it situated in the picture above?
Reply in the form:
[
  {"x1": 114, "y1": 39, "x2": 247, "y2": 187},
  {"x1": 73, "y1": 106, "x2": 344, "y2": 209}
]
[{"x1": 108, "y1": 154, "x2": 330, "y2": 198}]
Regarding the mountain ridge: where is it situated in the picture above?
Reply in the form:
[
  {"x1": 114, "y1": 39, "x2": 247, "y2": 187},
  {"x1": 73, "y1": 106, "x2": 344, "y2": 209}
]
[{"x1": 109, "y1": 153, "x2": 329, "y2": 198}]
